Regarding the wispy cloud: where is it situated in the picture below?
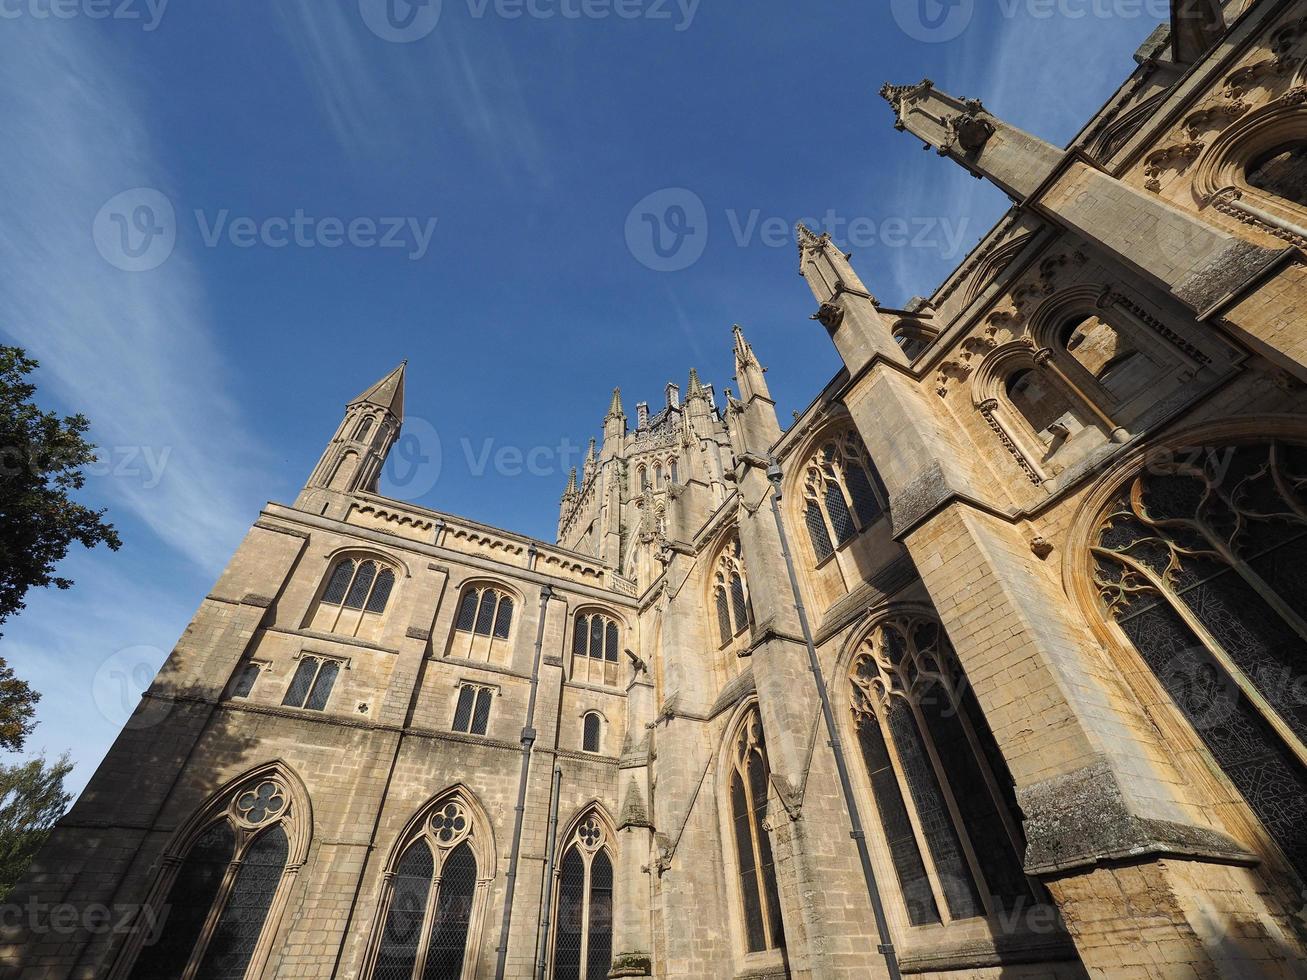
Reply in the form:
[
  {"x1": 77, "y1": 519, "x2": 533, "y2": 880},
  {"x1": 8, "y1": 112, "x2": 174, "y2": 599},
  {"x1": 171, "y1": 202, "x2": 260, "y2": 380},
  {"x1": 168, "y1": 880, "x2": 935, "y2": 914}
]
[
  {"x1": 273, "y1": 0, "x2": 550, "y2": 183},
  {"x1": 0, "y1": 23, "x2": 269, "y2": 571}
]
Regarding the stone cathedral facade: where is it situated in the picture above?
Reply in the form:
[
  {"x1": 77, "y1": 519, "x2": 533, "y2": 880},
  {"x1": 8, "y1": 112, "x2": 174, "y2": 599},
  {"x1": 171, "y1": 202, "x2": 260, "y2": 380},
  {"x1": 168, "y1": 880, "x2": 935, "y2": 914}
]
[{"x1": 10, "y1": 1, "x2": 1307, "y2": 977}]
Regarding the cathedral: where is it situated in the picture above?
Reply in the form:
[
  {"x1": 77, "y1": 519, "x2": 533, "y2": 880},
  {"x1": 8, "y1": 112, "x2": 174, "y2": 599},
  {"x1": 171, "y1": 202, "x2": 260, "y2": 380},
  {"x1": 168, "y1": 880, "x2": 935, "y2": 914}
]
[{"x1": 9, "y1": 0, "x2": 1307, "y2": 976}]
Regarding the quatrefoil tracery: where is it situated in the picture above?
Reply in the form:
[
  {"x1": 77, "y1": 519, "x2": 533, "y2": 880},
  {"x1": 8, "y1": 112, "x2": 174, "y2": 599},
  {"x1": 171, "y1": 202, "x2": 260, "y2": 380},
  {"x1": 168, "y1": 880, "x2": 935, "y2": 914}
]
[{"x1": 233, "y1": 780, "x2": 287, "y2": 827}]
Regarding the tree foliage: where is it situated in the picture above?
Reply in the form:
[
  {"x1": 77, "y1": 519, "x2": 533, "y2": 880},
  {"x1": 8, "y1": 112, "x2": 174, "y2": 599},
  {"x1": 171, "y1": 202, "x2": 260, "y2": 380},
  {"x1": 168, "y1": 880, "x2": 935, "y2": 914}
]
[
  {"x1": 0, "y1": 754, "x2": 73, "y2": 899},
  {"x1": 0, "y1": 660, "x2": 37, "y2": 753},
  {"x1": 0, "y1": 346, "x2": 120, "y2": 633}
]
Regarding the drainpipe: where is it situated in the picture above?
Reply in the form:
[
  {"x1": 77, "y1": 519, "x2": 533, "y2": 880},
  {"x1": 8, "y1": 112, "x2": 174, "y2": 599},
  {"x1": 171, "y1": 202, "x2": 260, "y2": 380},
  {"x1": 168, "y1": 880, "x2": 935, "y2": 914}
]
[
  {"x1": 535, "y1": 765, "x2": 564, "y2": 979},
  {"x1": 496, "y1": 584, "x2": 554, "y2": 980},
  {"x1": 765, "y1": 462, "x2": 903, "y2": 980}
]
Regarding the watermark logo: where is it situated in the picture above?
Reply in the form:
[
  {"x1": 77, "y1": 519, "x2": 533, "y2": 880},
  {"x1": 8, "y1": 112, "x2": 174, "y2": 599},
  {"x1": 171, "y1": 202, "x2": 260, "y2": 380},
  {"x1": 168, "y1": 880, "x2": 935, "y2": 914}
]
[
  {"x1": 93, "y1": 646, "x2": 169, "y2": 730},
  {"x1": 0, "y1": 0, "x2": 169, "y2": 30},
  {"x1": 94, "y1": 189, "x2": 441, "y2": 269},
  {"x1": 380, "y1": 417, "x2": 444, "y2": 499},
  {"x1": 625, "y1": 188, "x2": 708, "y2": 273},
  {"x1": 624, "y1": 194, "x2": 972, "y2": 273},
  {"x1": 891, "y1": 0, "x2": 974, "y2": 43},
  {"x1": 359, "y1": 0, "x2": 442, "y2": 42},
  {"x1": 93, "y1": 188, "x2": 176, "y2": 273}
]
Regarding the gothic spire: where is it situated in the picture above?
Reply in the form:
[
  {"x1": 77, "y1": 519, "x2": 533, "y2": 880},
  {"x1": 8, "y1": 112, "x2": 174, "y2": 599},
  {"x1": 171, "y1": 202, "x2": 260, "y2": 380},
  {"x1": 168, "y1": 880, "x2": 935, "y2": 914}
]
[
  {"x1": 564, "y1": 467, "x2": 579, "y2": 498},
  {"x1": 732, "y1": 324, "x2": 756, "y2": 367},
  {"x1": 686, "y1": 368, "x2": 705, "y2": 398},
  {"x1": 732, "y1": 324, "x2": 771, "y2": 404},
  {"x1": 350, "y1": 361, "x2": 406, "y2": 419},
  {"x1": 606, "y1": 387, "x2": 625, "y2": 420}
]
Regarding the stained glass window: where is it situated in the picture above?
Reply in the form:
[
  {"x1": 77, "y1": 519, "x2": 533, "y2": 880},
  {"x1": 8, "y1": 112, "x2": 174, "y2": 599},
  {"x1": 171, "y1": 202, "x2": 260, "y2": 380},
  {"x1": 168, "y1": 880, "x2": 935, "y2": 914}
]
[
  {"x1": 551, "y1": 814, "x2": 614, "y2": 980},
  {"x1": 1093, "y1": 441, "x2": 1307, "y2": 880},
  {"x1": 712, "y1": 538, "x2": 752, "y2": 651},
  {"x1": 452, "y1": 686, "x2": 493, "y2": 736},
  {"x1": 801, "y1": 429, "x2": 888, "y2": 562},
  {"x1": 727, "y1": 709, "x2": 785, "y2": 954},
  {"x1": 231, "y1": 663, "x2": 260, "y2": 699},
  {"x1": 283, "y1": 657, "x2": 340, "y2": 712},
  {"x1": 127, "y1": 777, "x2": 295, "y2": 980},
  {"x1": 850, "y1": 615, "x2": 1032, "y2": 926},
  {"x1": 368, "y1": 796, "x2": 483, "y2": 980},
  {"x1": 571, "y1": 612, "x2": 621, "y2": 686},
  {"x1": 583, "y1": 714, "x2": 601, "y2": 753},
  {"x1": 129, "y1": 822, "x2": 234, "y2": 979}
]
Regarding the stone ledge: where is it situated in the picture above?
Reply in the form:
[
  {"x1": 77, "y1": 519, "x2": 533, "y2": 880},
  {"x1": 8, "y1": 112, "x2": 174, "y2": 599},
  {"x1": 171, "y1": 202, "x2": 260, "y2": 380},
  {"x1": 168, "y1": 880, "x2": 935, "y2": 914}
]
[
  {"x1": 1021, "y1": 760, "x2": 1256, "y2": 876},
  {"x1": 899, "y1": 933, "x2": 1079, "y2": 974}
]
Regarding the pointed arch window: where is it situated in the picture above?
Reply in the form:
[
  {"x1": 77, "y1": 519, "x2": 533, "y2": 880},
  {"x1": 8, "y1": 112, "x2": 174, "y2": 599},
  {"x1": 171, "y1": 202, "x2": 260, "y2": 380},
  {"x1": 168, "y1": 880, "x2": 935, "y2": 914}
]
[
  {"x1": 1247, "y1": 141, "x2": 1307, "y2": 210},
  {"x1": 124, "y1": 771, "x2": 304, "y2": 980},
  {"x1": 551, "y1": 812, "x2": 614, "y2": 980},
  {"x1": 638, "y1": 466, "x2": 649, "y2": 492},
  {"x1": 849, "y1": 615, "x2": 1033, "y2": 928},
  {"x1": 448, "y1": 584, "x2": 515, "y2": 663},
  {"x1": 310, "y1": 556, "x2": 398, "y2": 640},
  {"x1": 712, "y1": 536, "x2": 753, "y2": 651},
  {"x1": 727, "y1": 709, "x2": 785, "y2": 955},
  {"x1": 669, "y1": 459, "x2": 680, "y2": 485},
  {"x1": 1092, "y1": 441, "x2": 1307, "y2": 880},
  {"x1": 571, "y1": 611, "x2": 621, "y2": 687},
  {"x1": 801, "y1": 429, "x2": 888, "y2": 563},
  {"x1": 582, "y1": 713, "x2": 602, "y2": 754},
  {"x1": 364, "y1": 792, "x2": 493, "y2": 980},
  {"x1": 355, "y1": 416, "x2": 375, "y2": 442}
]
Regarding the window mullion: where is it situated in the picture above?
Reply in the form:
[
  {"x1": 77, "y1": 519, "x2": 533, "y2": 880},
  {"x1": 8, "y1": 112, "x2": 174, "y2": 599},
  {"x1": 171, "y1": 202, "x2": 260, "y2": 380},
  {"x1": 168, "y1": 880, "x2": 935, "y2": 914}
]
[
  {"x1": 181, "y1": 842, "x2": 243, "y2": 980},
  {"x1": 906, "y1": 695, "x2": 995, "y2": 919},
  {"x1": 742, "y1": 755, "x2": 775, "y2": 948},
  {"x1": 1103, "y1": 548, "x2": 1307, "y2": 769},
  {"x1": 874, "y1": 696, "x2": 954, "y2": 924},
  {"x1": 949, "y1": 689, "x2": 1031, "y2": 875},
  {"x1": 835, "y1": 467, "x2": 862, "y2": 533},
  {"x1": 413, "y1": 857, "x2": 444, "y2": 980},
  {"x1": 579, "y1": 853, "x2": 593, "y2": 980}
]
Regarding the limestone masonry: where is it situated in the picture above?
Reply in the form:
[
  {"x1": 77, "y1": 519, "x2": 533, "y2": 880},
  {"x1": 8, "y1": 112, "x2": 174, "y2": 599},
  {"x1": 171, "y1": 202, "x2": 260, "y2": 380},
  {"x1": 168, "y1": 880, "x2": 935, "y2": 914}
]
[{"x1": 6, "y1": 1, "x2": 1307, "y2": 976}]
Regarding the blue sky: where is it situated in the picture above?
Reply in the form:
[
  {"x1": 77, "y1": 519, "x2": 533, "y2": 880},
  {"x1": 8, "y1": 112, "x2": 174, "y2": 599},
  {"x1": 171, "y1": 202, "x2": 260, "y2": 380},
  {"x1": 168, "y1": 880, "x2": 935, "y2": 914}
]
[{"x1": 0, "y1": 0, "x2": 1167, "y2": 794}]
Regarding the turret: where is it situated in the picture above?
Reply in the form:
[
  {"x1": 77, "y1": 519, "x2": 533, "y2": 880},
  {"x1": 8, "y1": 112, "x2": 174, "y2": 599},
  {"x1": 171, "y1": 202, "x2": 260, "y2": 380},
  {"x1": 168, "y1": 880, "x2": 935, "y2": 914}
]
[
  {"x1": 881, "y1": 77, "x2": 1287, "y2": 319},
  {"x1": 297, "y1": 362, "x2": 405, "y2": 516},
  {"x1": 603, "y1": 388, "x2": 626, "y2": 456},
  {"x1": 798, "y1": 224, "x2": 906, "y2": 375},
  {"x1": 728, "y1": 324, "x2": 781, "y2": 454}
]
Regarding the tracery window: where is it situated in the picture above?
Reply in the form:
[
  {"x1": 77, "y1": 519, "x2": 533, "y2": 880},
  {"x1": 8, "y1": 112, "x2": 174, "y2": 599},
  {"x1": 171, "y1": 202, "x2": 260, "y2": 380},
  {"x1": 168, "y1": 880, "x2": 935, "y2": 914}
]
[
  {"x1": 726, "y1": 708, "x2": 785, "y2": 955},
  {"x1": 850, "y1": 615, "x2": 1033, "y2": 928},
  {"x1": 582, "y1": 713, "x2": 602, "y2": 754},
  {"x1": 712, "y1": 537, "x2": 753, "y2": 649},
  {"x1": 1247, "y1": 142, "x2": 1307, "y2": 210},
  {"x1": 801, "y1": 429, "x2": 889, "y2": 562},
  {"x1": 638, "y1": 466, "x2": 649, "y2": 492},
  {"x1": 231, "y1": 662, "x2": 261, "y2": 699},
  {"x1": 126, "y1": 771, "x2": 302, "y2": 980},
  {"x1": 550, "y1": 812, "x2": 613, "y2": 980},
  {"x1": 365, "y1": 792, "x2": 491, "y2": 980},
  {"x1": 451, "y1": 685, "x2": 494, "y2": 736},
  {"x1": 1092, "y1": 441, "x2": 1307, "y2": 880},
  {"x1": 448, "y1": 584, "x2": 515, "y2": 663},
  {"x1": 311, "y1": 556, "x2": 398, "y2": 640},
  {"x1": 572, "y1": 611, "x2": 620, "y2": 687},
  {"x1": 282, "y1": 656, "x2": 342, "y2": 712}
]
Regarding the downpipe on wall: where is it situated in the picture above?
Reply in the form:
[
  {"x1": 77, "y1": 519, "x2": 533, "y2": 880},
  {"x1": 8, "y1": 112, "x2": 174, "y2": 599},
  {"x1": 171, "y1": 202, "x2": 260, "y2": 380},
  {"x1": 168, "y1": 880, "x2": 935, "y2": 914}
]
[
  {"x1": 765, "y1": 461, "x2": 903, "y2": 980},
  {"x1": 496, "y1": 584, "x2": 554, "y2": 980}
]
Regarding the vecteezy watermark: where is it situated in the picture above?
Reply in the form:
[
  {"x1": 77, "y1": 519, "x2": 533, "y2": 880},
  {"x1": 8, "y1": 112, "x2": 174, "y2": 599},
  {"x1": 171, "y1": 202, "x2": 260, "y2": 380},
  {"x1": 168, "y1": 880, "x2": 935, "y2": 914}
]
[
  {"x1": 0, "y1": 897, "x2": 155, "y2": 937},
  {"x1": 378, "y1": 417, "x2": 586, "y2": 500},
  {"x1": 892, "y1": 0, "x2": 1175, "y2": 43},
  {"x1": 0, "y1": 442, "x2": 170, "y2": 491},
  {"x1": 94, "y1": 189, "x2": 440, "y2": 271},
  {"x1": 358, "y1": 0, "x2": 443, "y2": 43},
  {"x1": 624, "y1": 189, "x2": 972, "y2": 273},
  {"x1": 0, "y1": 0, "x2": 168, "y2": 30},
  {"x1": 93, "y1": 646, "x2": 169, "y2": 730},
  {"x1": 93, "y1": 188, "x2": 177, "y2": 273},
  {"x1": 625, "y1": 188, "x2": 709, "y2": 273},
  {"x1": 360, "y1": 0, "x2": 697, "y2": 42},
  {"x1": 891, "y1": 0, "x2": 974, "y2": 43}
]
